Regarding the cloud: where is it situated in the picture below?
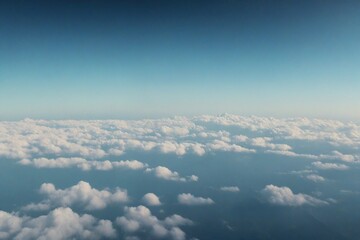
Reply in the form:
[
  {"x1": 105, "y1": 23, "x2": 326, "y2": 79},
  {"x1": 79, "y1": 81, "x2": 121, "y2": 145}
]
[
  {"x1": 110, "y1": 160, "x2": 147, "y2": 170},
  {"x1": 195, "y1": 114, "x2": 360, "y2": 161},
  {"x1": 288, "y1": 169, "x2": 315, "y2": 175},
  {"x1": 1, "y1": 115, "x2": 359, "y2": 164},
  {"x1": 160, "y1": 126, "x2": 189, "y2": 136},
  {"x1": 266, "y1": 149, "x2": 359, "y2": 163},
  {"x1": 23, "y1": 181, "x2": 128, "y2": 211},
  {"x1": 249, "y1": 137, "x2": 292, "y2": 151},
  {"x1": 116, "y1": 205, "x2": 192, "y2": 240},
  {"x1": 177, "y1": 193, "x2": 214, "y2": 205},
  {"x1": 321, "y1": 151, "x2": 358, "y2": 163},
  {"x1": 19, "y1": 158, "x2": 147, "y2": 171},
  {"x1": 19, "y1": 158, "x2": 197, "y2": 184},
  {"x1": 207, "y1": 140, "x2": 255, "y2": 153},
  {"x1": 163, "y1": 215, "x2": 193, "y2": 226},
  {"x1": 21, "y1": 202, "x2": 50, "y2": 212},
  {"x1": 0, "y1": 211, "x2": 22, "y2": 239},
  {"x1": 261, "y1": 185, "x2": 328, "y2": 206},
  {"x1": 312, "y1": 161, "x2": 349, "y2": 170},
  {"x1": 306, "y1": 174, "x2": 325, "y2": 182},
  {"x1": 0, "y1": 207, "x2": 116, "y2": 240},
  {"x1": 142, "y1": 193, "x2": 161, "y2": 206},
  {"x1": 233, "y1": 135, "x2": 249, "y2": 142},
  {"x1": 220, "y1": 186, "x2": 240, "y2": 192},
  {"x1": 265, "y1": 150, "x2": 319, "y2": 159},
  {"x1": 146, "y1": 166, "x2": 198, "y2": 182}
]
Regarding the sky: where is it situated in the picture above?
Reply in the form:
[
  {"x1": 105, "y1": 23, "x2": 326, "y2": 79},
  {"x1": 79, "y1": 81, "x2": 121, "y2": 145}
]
[{"x1": 1, "y1": 0, "x2": 360, "y2": 120}]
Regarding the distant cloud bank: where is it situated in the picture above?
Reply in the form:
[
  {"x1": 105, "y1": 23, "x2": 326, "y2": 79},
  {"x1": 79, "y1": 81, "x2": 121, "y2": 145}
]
[{"x1": 0, "y1": 115, "x2": 358, "y2": 167}]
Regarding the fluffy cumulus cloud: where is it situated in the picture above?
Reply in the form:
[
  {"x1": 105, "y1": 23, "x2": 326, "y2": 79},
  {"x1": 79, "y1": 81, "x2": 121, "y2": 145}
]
[
  {"x1": 116, "y1": 205, "x2": 192, "y2": 240},
  {"x1": 177, "y1": 193, "x2": 215, "y2": 206},
  {"x1": 146, "y1": 166, "x2": 198, "y2": 182},
  {"x1": 306, "y1": 174, "x2": 325, "y2": 182},
  {"x1": 0, "y1": 207, "x2": 116, "y2": 240},
  {"x1": 23, "y1": 181, "x2": 128, "y2": 211},
  {"x1": 220, "y1": 186, "x2": 240, "y2": 192},
  {"x1": 261, "y1": 185, "x2": 328, "y2": 206},
  {"x1": 19, "y1": 158, "x2": 147, "y2": 171},
  {"x1": 142, "y1": 193, "x2": 162, "y2": 206}
]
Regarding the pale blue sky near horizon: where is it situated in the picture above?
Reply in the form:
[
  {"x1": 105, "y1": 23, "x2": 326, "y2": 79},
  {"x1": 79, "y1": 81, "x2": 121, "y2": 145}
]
[{"x1": 1, "y1": 0, "x2": 360, "y2": 120}]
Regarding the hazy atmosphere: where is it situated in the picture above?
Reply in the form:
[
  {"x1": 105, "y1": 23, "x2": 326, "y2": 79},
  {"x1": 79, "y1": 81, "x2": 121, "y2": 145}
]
[{"x1": 1, "y1": 0, "x2": 360, "y2": 120}]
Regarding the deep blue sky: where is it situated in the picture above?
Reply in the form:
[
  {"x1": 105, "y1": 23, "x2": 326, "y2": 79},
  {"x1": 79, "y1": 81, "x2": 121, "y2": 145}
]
[{"x1": 1, "y1": 0, "x2": 360, "y2": 120}]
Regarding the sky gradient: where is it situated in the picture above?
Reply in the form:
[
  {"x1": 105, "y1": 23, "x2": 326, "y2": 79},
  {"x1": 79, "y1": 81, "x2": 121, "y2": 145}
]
[{"x1": 1, "y1": 0, "x2": 360, "y2": 120}]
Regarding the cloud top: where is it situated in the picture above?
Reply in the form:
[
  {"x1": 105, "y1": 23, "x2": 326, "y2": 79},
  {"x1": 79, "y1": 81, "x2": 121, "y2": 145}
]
[
  {"x1": 220, "y1": 186, "x2": 240, "y2": 192},
  {"x1": 262, "y1": 185, "x2": 328, "y2": 206},
  {"x1": 116, "y1": 205, "x2": 192, "y2": 240},
  {"x1": 142, "y1": 193, "x2": 162, "y2": 206},
  {"x1": 0, "y1": 207, "x2": 116, "y2": 240},
  {"x1": 177, "y1": 193, "x2": 214, "y2": 206},
  {"x1": 24, "y1": 181, "x2": 128, "y2": 211},
  {"x1": 146, "y1": 166, "x2": 198, "y2": 182}
]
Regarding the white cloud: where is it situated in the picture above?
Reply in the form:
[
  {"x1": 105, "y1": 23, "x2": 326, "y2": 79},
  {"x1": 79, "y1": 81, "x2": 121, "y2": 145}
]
[
  {"x1": 288, "y1": 169, "x2": 315, "y2": 175},
  {"x1": 177, "y1": 193, "x2": 214, "y2": 205},
  {"x1": 207, "y1": 140, "x2": 255, "y2": 153},
  {"x1": 220, "y1": 186, "x2": 240, "y2": 192},
  {"x1": 233, "y1": 135, "x2": 248, "y2": 142},
  {"x1": 160, "y1": 126, "x2": 189, "y2": 136},
  {"x1": 146, "y1": 166, "x2": 198, "y2": 182},
  {"x1": 0, "y1": 207, "x2": 116, "y2": 240},
  {"x1": 116, "y1": 205, "x2": 192, "y2": 240},
  {"x1": 23, "y1": 181, "x2": 128, "y2": 211},
  {"x1": 157, "y1": 141, "x2": 187, "y2": 155},
  {"x1": 0, "y1": 211, "x2": 22, "y2": 239},
  {"x1": 265, "y1": 150, "x2": 318, "y2": 159},
  {"x1": 249, "y1": 137, "x2": 292, "y2": 151},
  {"x1": 110, "y1": 160, "x2": 147, "y2": 170},
  {"x1": 22, "y1": 202, "x2": 50, "y2": 212},
  {"x1": 312, "y1": 161, "x2": 349, "y2": 170},
  {"x1": 322, "y1": 151, "x2": 358, "y2": 163},
  {"x1": 142, "y1": 193, "x2": 161, "y2": 206},
  {"x1": 261, "y1": 185, "x2": 328, "y2": 206},
  {"x1": 265, "y1": 149, "x2": 359, "y2": 163},
  {"x1": 196, "y1": 114, "x2": 360, "y2": 160},
  {"x1": 19, "y1": 158, "x2": 147, "y2": 171},
  {"x1": 189, "y1": 143, "x2": 206, "y2": 156},
  {"x1": 163, "y1": 215, "x2": 193, "y2": 226},
  {"x1": 306, "y1": 174, "x2": 325, "y2": 182},
  {"x1": 19, "y1": 158, "x2": 198, "y2": 185}
]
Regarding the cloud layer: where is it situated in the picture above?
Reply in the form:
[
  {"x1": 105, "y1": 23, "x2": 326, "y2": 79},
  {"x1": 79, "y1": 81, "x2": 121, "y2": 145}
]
[
  {"x1": 1, "y1": 115, "x2": 359, "y2": 239},
  {"x1": 1, "y1": 115, "x2": 359, "y2": 175}
]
